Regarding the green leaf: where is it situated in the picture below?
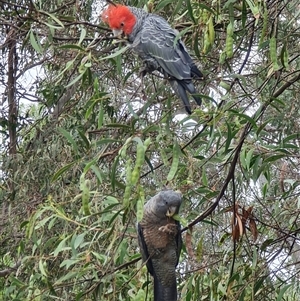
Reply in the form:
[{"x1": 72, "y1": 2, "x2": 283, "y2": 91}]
[
  {"x1": 74, "y1": 233, "x2": 85, "y2": 249},
  {"x1": 56, "y1": 272, "x2": 79, "y2": 283},
  {"x1": 256, "y1": 118, "x2": 272, "y2": 135},
  {"x1": 51, "y1": 161, "x2": 77, "y2": 182},
  {"x1": 78, "y1": 27, "x2": 87, "y2": 45},
  {"x1": 195, "y1": 3, "x2": 216, "y2": 15},
  {"x1": 172, "y1": 214, "x2": 188, "y2": 227},
  {"x1": 276, "y1": 284, "x2": 292, "y2": 301},
  {"x1": 77, "y1": 129, "x2": 90, "y2": 150},
  {"x1": 96, "y1": 138, "x2": 120, "y2": 146},
  {"x1": 40, "y1": 10, "x2": 65, "y2": 28},
  {"x1": 225, "y1": 121, "x2": 233, "y2": 152},
  {"x1": 246, "y1": 148, "x2": 254, "y2": 170},
  {"x1": 234, "y1": 112, "x2": 258, "y2": 128},
  {"x1": 59, "y1": 44, "x2": 86, "y2": 51},
  {"x1": 44, "y1": 22, "x2": 64, "y2": 29},
  {"x1": 9, "y1": 276, "x2": 26, "y2": 287},
  {"x1": 186, "y1": 0, "x2": 196, "y2": 23},
  {"x1": 144, "y1": 155, "x2": 154, "y2": 173},
  {"x1": 39, "y1": 260, "x2": 47, "y2": 277},
  {"x1": 65, "y1": 72, "x2": 84, "y2": 88},
  {"x1": 262, "y1": 182, "x2": 268, "y2": 198},
  {"x1": 264, "y1": 154, "x2": 286, "y2": 162},
  {"x1": 98, "y1": 45, "x2": 129, "y2": 61},
  {"x1": 227, "y1": 73, "x2": 247, "y2": 87},
  {"x1": 251, "y1": 247, "x2": 257, "y2": 270},
  {"x1": 283, "y1": 133, "x2": 300, "y2": 143},
  {"x1": 167, "y1": 141, "x2": 180, "y2": 181},
  {"x1": 30, "y1": 30, "x2": 42, "y2": 54},
  {"x1": 53, "y1": 236, "x2": 71, "y2": 257},
  {"x1": 193, "y1": 31, "x2": 201, "y2": 59},
  {"x1": 111, "y1": 155, "x2": 120, "y2": 191},
  {"x1": 254, "y1": 276, "x2": 266, "y2": 295},
  {"x1": 156, "y1": 0, "x2": 174, "y2": 11},
  {"x1": 60, "y1": 259, "x2": 80, "y2": 269},
  {"x1": 97, "y1": 103, "x2": 104, "y2": 129},
  {"x1": 106, "y1": 123, "x2": 131, "y2": 129},
  {"x1": 196, "y1": 237, "x2": 203, "y2": 261},
  {"x1": 91, "y1": 165, "x2": 104, "y2": 184},
  {"x1": 241, "y1": 0, "x2": 247, "y2": 28},
  {"x1": 202, "y1": 168, "x2": 208, "y2": 186},
  {"x1": 240, "y1": 148, "x2": 247, "y2": 169},
  {"x1": 57, "y1": 128, "x2": 79, "y2": 155},
  {"x1": 173, "y1": 26, "x2": 192, "y2": 48},
  {"x1": 245, "y1": 0, "x2": 260, "y2": 18},
  {"x1": 174, "y1": 0, "x2": 184, "y2": 15}
]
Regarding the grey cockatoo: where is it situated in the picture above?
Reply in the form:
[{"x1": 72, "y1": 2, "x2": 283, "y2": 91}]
[
  {"x1": 137, "y1": 190, "x2": 183, "y2": 301},
  {"x1": 101, "y1": 4, "x2": 203, "y2": 114}
]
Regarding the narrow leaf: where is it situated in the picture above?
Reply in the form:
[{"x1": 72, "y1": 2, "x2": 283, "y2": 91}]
[
  {"x1": 57, "y1": 127, "x2": 79, "y2": 154},
  {"x1": 74, "y1": 233, "x2": 85, "y2": 249},
  {"x1": 99, "y1": 45, "x2": 129, "y2": 61},
  {"x1": 40, "y1": 10, "x2": 65, "y2": 28},
  {"x1": 30, "y1": 30, "x2": 42, "y2": 54},
  {"x1": 186, "y1": 0, "x2": 196, "y2": 23},
  {"x1": 167, "y1": 141, "x2": 180, "y2": 181},
  {"x1": 65, "y1": 73, "x2": 84, "y2": 88},
  {"x1": 52, "y1": 161, "x2": 77, "y2": 182}
]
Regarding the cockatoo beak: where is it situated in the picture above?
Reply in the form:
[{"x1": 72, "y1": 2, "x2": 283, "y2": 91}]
[
  {"x1": 166, "y1": 206, "x2": 177, "y2": 217},
  {"x1": 112, "y1": 29, "x2": 124, "y2": 37}
]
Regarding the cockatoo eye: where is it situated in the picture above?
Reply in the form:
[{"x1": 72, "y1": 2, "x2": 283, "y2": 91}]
[{"x1": 120, "y1": 22, "x2": 124, "y2": 27}]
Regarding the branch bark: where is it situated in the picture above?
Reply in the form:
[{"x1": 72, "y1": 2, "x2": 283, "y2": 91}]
[
  {"x1": 0, "y1": 261, "x2": 21, "y2": 277},
  {"x1": 7, "y1": 27, "x2": 18, "y2": 155}
]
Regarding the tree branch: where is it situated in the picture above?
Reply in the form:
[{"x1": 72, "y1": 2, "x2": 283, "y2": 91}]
[
  {"x1": 0, "y1": 261, "x2": 21, "y2": 277},
  {"x1": 181, "y1": 122, "x2": 251, "y2": 232},
  {"x1": 273, "y1": 72, "x2": 300, "y2": 98}
]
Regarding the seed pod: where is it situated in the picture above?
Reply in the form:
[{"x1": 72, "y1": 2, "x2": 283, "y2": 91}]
[
  {"x1": 160, "y1": 147, "x2": 169, "y2": 166},
  {"x1": 144, "y1": 137, "x2": 151, "y2": 149},
  {"x1": 281, "y1": 44, "x2": 289, "y2": 70},
  {"x1": 208, "y1": 16, "x2": 215, "y2": 45},
  {"x1": 203, "y1": 31, "x2": 210, "y2": 54},
  {"x1": 259, "y1": 3, "x2": 268, "y2": 48},
  {"x1": 131, "y1": 143, "x2": 145, "y2": 185},
  {"x1": 269, "y1": 37, "x2": 279, "y2": 70},
  {"x1": 219, "y1": 51, "x2": 226, "y2": 64},
  {"x1": 227, "y1": 21, "x2": 234, "y2": 35},
  {"x1": 202, "y1": 8, "x2": 208, "y2": 23},
  {"x1": 136, "y1": 143, "x2": 145, "y2": 167},
  {"x1": 225, "y1": 22, "x2": 234, "y2": 58},
  {"x1": 136, "y1": 186, "x2": 145, "y2": 222},
  {"x1": 80, "y1": 177, "x2": 91, "y2": 215},
  {"x1": 220, "y1": 81, "x2": 231, "y2": 91},
  {"x1": 123, "y1": 185, "x2": 131, "y2": 207},
  {"x1": 119, "y1": 137, "x2": 132, "y2": 158}
]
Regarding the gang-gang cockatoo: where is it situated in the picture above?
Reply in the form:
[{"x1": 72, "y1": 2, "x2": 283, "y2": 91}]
[
  {"x1": 101, "y1": 4, "x2": 203, "y2": 114},
  {"x1": 137, "y1": 190, "x2": 183, "y2": 301}
]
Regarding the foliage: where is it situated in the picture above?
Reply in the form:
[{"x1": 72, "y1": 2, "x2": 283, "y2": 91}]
[{"x1": 1, "y1": 0, "x2": 300, "y2": 300}]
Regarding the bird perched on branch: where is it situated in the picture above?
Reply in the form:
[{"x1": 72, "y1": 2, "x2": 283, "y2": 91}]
[
  {"x1": 101, "y1": 4, "x2": 203, "y2": 114},
  {"x1": 137, "y1": 190, "x2": 183, "y2": 301}
]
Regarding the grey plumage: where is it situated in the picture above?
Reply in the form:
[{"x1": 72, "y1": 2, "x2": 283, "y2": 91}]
[
  {"x1": 128, "y1": 7, "x2": 203, "y2": 114},
  {"x1": 103, "y1": 5, "x2": 203, "y2": 114},
  {"x1": 137, "y1": 190, "x2": 183, "y2": 301}
]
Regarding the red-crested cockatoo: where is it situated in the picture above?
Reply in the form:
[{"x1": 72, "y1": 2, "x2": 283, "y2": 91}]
[{"x1": 102, "y1": 4, "x2": 203, "y2": 114}]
